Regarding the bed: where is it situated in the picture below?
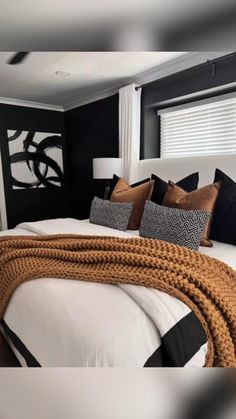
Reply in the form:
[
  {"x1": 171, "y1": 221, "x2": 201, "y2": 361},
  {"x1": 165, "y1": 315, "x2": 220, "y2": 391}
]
[{"x1": 0, "y1": 154, "x2": 235, "y2": 368}]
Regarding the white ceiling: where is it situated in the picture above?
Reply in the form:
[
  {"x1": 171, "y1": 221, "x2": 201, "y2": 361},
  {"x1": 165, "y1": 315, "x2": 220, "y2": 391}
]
[{"x1": 0, "y1": 52, "x2": 187, "y2": 109}]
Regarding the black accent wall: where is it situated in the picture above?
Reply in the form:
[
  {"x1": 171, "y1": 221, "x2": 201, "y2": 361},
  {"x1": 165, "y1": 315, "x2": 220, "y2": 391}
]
[
  {"x1": 65, "y1": 94, "x2": 119, "y2": 219},
  {"x1": 3, "y1": 54, "x2": 236, "y2": 227},
  {"x1": 0, "y1": 104, "x2": 69, "y2": 228}
]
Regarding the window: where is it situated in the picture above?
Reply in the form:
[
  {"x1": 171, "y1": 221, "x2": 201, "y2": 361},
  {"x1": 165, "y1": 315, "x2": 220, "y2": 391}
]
[{"x1": 158, "y1": 94, "x2": 236, "y2": 158}]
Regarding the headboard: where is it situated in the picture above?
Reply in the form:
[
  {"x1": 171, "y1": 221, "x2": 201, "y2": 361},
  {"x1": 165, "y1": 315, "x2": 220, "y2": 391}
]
[{"x1": 139, "y1": 154, "x2": 236, "y2": 187}]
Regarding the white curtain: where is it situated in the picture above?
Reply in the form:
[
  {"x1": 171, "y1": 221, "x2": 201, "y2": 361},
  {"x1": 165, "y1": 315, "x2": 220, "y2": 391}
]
[{"x1": 119, "y1": 84, "x2": 141, "y2": 184}]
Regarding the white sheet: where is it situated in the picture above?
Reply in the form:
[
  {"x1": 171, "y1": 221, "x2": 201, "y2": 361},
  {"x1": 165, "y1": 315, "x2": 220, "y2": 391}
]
[
  {"x1": 84, "y1": 218, "x2": 236, "y2": 270},
  {"x1": 17, "y1": 218, "x2": 138, "y2": 238},
  {"x1": 2, "y1": 217, "x2": 235, "y2": 367},
  {"x1": 1, "y1": 219, "x2": 156, "y2": 366},
  {"x1": 199, "y1": 240, "x2": 236, "y2": 270}
]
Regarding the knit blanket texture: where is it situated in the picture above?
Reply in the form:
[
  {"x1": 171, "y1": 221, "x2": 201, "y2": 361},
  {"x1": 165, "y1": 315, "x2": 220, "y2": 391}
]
[{"x1": 0, "y1": 234, "x2": 235, "y2": 367}]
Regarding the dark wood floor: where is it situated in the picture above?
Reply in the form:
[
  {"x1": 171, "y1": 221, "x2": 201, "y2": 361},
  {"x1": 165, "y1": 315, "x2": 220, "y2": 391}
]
[{"x1": 0, "y1": 336, "x2": 20, "y2": 367}]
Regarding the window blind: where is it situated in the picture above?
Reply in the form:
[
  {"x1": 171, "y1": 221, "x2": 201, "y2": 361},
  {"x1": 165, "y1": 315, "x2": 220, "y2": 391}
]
[{"x1": 159, "y1": 95, "x2": 236, "y2": 158}]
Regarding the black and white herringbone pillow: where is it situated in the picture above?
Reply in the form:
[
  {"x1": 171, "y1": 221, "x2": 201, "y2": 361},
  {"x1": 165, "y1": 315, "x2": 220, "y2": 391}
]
[
  {"x1": 140, "y1": 201, "x2": 211, "y2": 250},
  {"x1": 90, "y1": 197, "x2": 133, "y2": 231}
]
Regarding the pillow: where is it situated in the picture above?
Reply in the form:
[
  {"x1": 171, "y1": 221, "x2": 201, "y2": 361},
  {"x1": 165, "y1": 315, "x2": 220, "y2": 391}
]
[
  {"x1": 111, "y1": 177, "x2": 154, "y2": 230},
  {"x1": 131, "y1": 177, "x2": 150, "y2": 188},
  {"x1": 151, "y1": 172, "x2": 199, "y2": 205},
  {"x1": 107, "y1": 174, "x2": 120, "y2": 200},
  {"x1": 140, "y1": 201, "x2": 211, "y2": 251},
  {"x1": 89, "y1": 196, "x2": 133, "y2": 231},
  {"x1": 210, "y1": 169, "x2": 236, "y2": 245},
  {"x1": 107, "y1": 174, "x2": 150, "y2": 200},
  {"x1": 163, "y1": 181, "x2": 221, "y2": 247}
]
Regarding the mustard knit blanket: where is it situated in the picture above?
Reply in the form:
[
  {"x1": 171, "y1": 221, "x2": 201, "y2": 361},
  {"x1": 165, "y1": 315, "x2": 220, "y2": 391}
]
[{"x1": 0, "y1": 234, "x2": 235, "y2": 367}]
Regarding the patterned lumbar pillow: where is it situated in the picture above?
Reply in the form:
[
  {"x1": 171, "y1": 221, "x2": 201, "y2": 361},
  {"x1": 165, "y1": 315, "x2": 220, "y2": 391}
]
[
  {"x1": 162, "y1": 181, "x2": 221, "y2": 247},
  {"x1": 140, "y1": 201, "x2": 211, "y2": 250},
  {"x1": 90, "y1": 196, "x2": 133, "y2": 231}
]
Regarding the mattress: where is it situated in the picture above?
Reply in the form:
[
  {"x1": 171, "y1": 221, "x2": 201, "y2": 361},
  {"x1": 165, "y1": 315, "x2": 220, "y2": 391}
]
[{"x1": 1, "y1": 218, "x2": 235, "y2": 367}]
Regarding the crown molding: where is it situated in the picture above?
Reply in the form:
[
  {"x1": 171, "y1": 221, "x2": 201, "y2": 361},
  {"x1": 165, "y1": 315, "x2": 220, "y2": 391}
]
[
  {"x1": 63, "y1": 85, "x2": 121, "y2": 111},
  {"x1": 63, "y1": 51, "x2": 228, "y2": 111},
  {"x1": 0, "y1": 52, "x2": 229, "y2": 113},
  {"x1": 131, "y1": 51, "x2": 229, "y2": 86},
  {"x1": 0, "y1": 96, "x2": 64, "y2": 112}
]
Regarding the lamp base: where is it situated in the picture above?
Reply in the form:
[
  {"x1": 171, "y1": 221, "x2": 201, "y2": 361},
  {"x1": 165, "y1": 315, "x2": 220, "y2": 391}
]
[{"x1": 104, "y1": 180, "x2": 110, "y2": 200}]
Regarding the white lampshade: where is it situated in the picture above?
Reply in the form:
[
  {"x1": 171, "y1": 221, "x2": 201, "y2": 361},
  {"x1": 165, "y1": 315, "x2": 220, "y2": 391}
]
[{"x1": 93, "y1": 158, "x2": 123, "y2": 179}]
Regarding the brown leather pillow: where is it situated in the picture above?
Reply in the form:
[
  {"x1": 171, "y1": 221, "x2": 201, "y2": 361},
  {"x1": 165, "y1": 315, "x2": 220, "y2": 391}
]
[
  {"x1": 111, "y1": 178, "x2": 154, "y2": 230},
  {"x1": 163, "y1": 181, "x2": 221, "y2": 247}
]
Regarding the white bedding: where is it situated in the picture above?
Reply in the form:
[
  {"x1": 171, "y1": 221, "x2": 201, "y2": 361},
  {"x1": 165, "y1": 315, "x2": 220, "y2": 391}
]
[
  {"x1": 1, "y1": 218, "x2": 235, "y2": 367},
  {"x1": 86, "y1": 218, "x2": 236, "y2": 270},
  {"x1": 199, "y1": 241, "x2": 236, "y2": 270}
]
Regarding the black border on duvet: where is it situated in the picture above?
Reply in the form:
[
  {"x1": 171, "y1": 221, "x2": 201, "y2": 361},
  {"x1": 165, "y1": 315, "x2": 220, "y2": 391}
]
[
  {"x1": 1, "y1": 320, "x2": 41, "y2": 367},
  {"x1": 144, "y1": 312, "x2": 207, "y2": 367},
  {"x1": 1, "y1": 311, "x2": 207, "y2": 368}
]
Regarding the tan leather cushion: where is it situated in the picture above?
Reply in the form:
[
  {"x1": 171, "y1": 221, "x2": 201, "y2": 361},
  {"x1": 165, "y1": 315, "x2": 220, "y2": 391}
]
[
  {"x1": 163, "y1": 181, "x2": 221, "y2": 247},
  {"x1": 111, "y1": 178, "x2": 154, "y2": 230}
]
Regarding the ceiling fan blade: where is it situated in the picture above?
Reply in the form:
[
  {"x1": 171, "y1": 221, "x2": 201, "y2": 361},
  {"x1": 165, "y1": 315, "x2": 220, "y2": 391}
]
[{"x1": 7, "y1": 52, "x2": 30, "y2": 65}]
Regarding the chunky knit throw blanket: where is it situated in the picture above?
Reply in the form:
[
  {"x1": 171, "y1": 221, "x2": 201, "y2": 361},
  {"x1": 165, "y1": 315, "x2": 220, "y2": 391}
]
[{"x1": 0, "y1": 234, "x2": 235, "y2": 367}]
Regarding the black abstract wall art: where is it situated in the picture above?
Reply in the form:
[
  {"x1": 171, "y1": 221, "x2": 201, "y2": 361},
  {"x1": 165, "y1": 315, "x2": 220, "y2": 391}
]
[{"x1": 7, "y1": 130, "x2": 64, "y2": 189}]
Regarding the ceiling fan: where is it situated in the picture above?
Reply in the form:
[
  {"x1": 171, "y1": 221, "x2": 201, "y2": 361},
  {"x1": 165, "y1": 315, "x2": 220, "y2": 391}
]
[{"x1": 7, "y1": 52, "x2": 30, "y2": 65}]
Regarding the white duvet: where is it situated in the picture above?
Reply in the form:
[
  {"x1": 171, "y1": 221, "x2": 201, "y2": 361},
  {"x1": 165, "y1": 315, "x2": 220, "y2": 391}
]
[{"x1": 1, "y1": 218, "x2": 235, "y2": 367}]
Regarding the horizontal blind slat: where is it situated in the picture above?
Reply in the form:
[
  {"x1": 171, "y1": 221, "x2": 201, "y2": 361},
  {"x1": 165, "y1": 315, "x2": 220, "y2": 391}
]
[
  {"x1": 161, "y1": 120, "x2": 236, "y2": 131},
  {"x1": 161, "y1": 149, "x2": 236, "y2": 157},
  {"x1": 162, "y1": 103, "x2": 236, "y2": 120},
  {"x1": 161, "y1": 140, "x2": 236, "y2": 148},
  {"x1": 161, "y1": 132, "x2": 236, "y2": 139},
  {"x1": 161, "y1": 112, "x2": 236, "y2": 127},
  {"x1": 160, "y1": 95, "x2": 236, "y2": 158},
  {"x1": 161, "y1": 145, "x2": 236, "y2": 153}
]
